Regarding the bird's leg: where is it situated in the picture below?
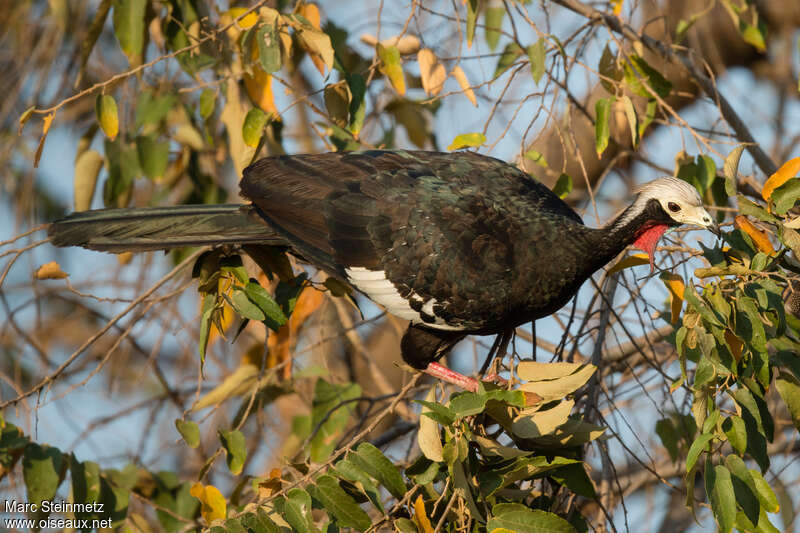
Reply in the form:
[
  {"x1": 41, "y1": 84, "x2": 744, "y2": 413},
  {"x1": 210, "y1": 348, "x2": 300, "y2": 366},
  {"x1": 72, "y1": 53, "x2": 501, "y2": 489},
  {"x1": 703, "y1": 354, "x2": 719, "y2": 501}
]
[{"x1": 423, "y1": 362, "x2": 480, "y2": 392}]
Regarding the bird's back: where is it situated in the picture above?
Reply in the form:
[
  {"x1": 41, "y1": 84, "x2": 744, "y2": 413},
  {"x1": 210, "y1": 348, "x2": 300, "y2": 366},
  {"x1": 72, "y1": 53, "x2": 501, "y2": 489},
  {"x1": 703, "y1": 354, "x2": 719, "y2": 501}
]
[{"x1": 241, "y1": 150, "x2": 592, "y2": 331}]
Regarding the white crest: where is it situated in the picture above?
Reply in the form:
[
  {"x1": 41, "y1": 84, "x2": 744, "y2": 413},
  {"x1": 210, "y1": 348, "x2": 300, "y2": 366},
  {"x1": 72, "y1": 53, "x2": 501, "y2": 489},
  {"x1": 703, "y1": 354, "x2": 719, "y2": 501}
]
[{"x1": 615, "y1": 177, "x2": 712, "y2": 229}]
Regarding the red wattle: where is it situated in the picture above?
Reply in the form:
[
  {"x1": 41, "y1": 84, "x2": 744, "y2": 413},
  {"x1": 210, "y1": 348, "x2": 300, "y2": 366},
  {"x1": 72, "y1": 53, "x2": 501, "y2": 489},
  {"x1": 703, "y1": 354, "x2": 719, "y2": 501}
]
[{"x1": 632, "y1": 224, "x2": 669, "y2": 272}]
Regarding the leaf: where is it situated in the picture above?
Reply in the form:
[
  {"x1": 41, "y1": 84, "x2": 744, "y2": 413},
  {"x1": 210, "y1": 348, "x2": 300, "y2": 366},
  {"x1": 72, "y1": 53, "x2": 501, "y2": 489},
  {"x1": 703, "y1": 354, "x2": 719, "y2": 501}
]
[
  {"x1": 417, "y1": 388, "x2": 444, "y2": 462},
  {"x1": 190, "y1": 482, "x2": 227, "y2": 522},
  {"x1": 22, "y1": 443, "x2": 65, "y2": 506},
  {"x1": 722, "y1": 416, "x2": 747, "y2": 455},
  {"x1": 660, "y1": 272, "x2": 685, "y2": 324},
  {"x1": 595, "y1": 97, "x2": 612, "y2": 157},
  {"x1": 775, "y1": 371, "x2": 800, "y2": 430},
  {"x1": 136, "y1": 135, "x2": 169, "y2": 180},
  {"x1": 352, "y1": 443, "x2": 406, "y2": 499},
  {"x1": 219, "y1": 429, "x2": 247, "y2": 475},
  {"x1": 762, "y1": 157, "x2": 800, "y2": 202},
  {"x1": 33, "y1": 112, "x2": 55, "y2": 168},
  {"x1": 297, "y1": 27, "x2": 334, "y2": 74},
  {"x1": 309, "y1": 380, "x2": 361, "y2": 462},
  {"x1": 488, "y1": 503, "x2": 578, "y2": 533},
  {"x1": 136, "y1": 91, "x2": 176, "y2": 129},
  {"x1": 620, "y1": 95, "x2": 639, "y2": 147},
  {"x1": 73, "y1": 149, "x2": 103, "y2": 211},
  {"x1": 244, "y1": 66, "x2": 278, "y2": 115},
  {"x1": 418, "y1": 49, "x2": 447, "y2": 96},
  {"x1": 198, "y1": 293, "x2": 215, "y2": 364},
  {"x1": 724, "y1": 145, "x2": 745, "y2": 197},
  {"x1": 706, "y1": 464, "x2": 736, "y2": 533},
  {"x1": 257, "y1": 22, "x2": 282, "y2": 74},
  {"x1": 227, "y1": 7, "x2": 259, "y2": 29},
  {"x1": 324, "y1": 82, "x2": 351, "y2": 127},
  {"x1": 450, "y1": 391, "x2": 488, "y2": 418},
  {"x1": 242, "y1": 108, "x2": 269, "y2": 148},
  {"x1": 231, "y1": 289, "x2": 265, "y2": 321},
  {"x1": 493, "y1": 42, "x2": 524, "y2": 78},
  {"x1": 725, "y1": 454, "x2": 761, "y2": 526},
  {"x1": 527, "y1": 38, "x2": 546, "y2": 83},
  {"x1": 199, "y1": 89, "x2": 216, "y2": 120},
  {"x1": 413, "y1": 494, "x2": 434, "y2": 533},
  {"x1": 734, "y1": 216, "x2": 774, "y2": 254},
  {"x1": 771, "y1": 179, "x2": 800, "y2": 215},
  {"x1": 552, "y1": 173, "x2": 572, "y2": 199},
  {"x1": 282, "y1": 488, "x2": 314, "y2": 533},
  {"x1": 377, "y1": 44, "x2": 405, "y2": 95},
  {"x1": 512, "y1": 400, "x2": 574, "y2": 438},
  {"x1": 655, "y1": 419, "x2": 679, "y2": 461},
  {"x1": 608, "y1": 253, "x2": 649, "y2": 274},
  {"x1": 112, "y1": 0, "x2": 146, "y2": 64},
  {"x1": 95, "y1": 94, "x2": 119, "y2": 140},
  {"x1": 484, "y1": 5, "x2": 505, "y2": 51},
  {"x1": 448, "y1": 132, "x2": 486, "y2": 151},
  {"x1": 466, "y1": 0, "x2": 478, "y2": 47},
  {"x1": 685, "y1": 432, "x2": 712, "y2": 472},
  {"x1": 523, "y1": 149, "x2": 547, "y2": 167},
  {"x1": 35, "y1": 261, "x2": 68, "y2": 280},
  {"x1": 310, "y1": 475, "x2": 371, "y2": 531},
  {"x1": 598, "y1": 43, "x2": 621, "y2": 94},
  {"x1": 625, "y1": 55, "x2": 672, "y2": 98},
  {"x1": 244, "y1": 281, "x2": 287, "y2": 331},
  {"x1": 451, "y1": 65, "x2": 477, "y2": 106},
  {"x1": 415, "y1": 400, "x2": 456, "y2": 426},
  {"x1": 517, "y1": 364, "x2": 596, "y2": 403},
  {"x1": 749, "y1": 468, "x2": 779, "y2": 513},
  {"x1": 175, "y1": 419, "x2": 200, "y2": 448},
  {"x1": 516, "y1": 361, "x2": 587, "y2": 381}
]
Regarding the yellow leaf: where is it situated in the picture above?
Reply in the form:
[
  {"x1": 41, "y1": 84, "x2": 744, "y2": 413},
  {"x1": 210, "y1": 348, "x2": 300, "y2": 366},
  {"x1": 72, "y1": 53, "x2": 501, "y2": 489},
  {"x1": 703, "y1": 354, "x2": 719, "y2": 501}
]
[
  {"x1": 607, "y1": 253, "x2": 649, "y2": 274},
  {"x1": 611, "y1": 0, "x2": 623, "y2": 16},
  {"x1": 18, "y1": 105, "x2": 36, "y2": 135},
  {"x1": 762, "y1": 157, "x2": 800, "y2": 202},
  {"x1": 517, "y1": 361, "x2": 586, "y2": 381},
  {"x1": 451, "y1": 65, "x2": 477, "y2": 106},
  {"x1": 734, "y1": 215, "x2": 774, "y2": 254},
  {"x1": 413, "y1": 495, "x2": 434, "y2": 533},
  {"x1": 244, "y1": 65, "x2": 278, "y2": 115},
  {"x1": 360, "y1": 34, "x2": 420, "y2": 55},
  {"x1": 267, "y1": 287, "x2": 324, "y2": 380},
  {"x1": 35, "y1": 261, "x2": 68, "y2": 280},
  {"x1": 299, "y1": 3, "x2": 325, "y2": 75},
  {"x1": 377, "y1": 44, "x2": 405, "y2": 95},
  {"x1": 518, "y1": 364, "x2": 596, "y2": 403},
  {"x1": 34, "y1": 112, "x2": 56, "y2": 168},
  {"x1": 659, "y1": 272, "x2": 685, "y2": 324},
  {"x1": 192, "y1": 363, "x2": 259, "y2": 411},
  {"x1": 297, "y1": 27, "x2": 334, "y2": 74},
  {"x1": 190, "y1": 483, "x2": 227, "y2": 523},
  {"x1": 725, "y1": 330, "x2": 743, "y2": 362},
  {"x1": 417, "y1": 49, "x2": 447, "y2": 96},
  {"x1": 512, "y1": 399, "x2": 574, "y2": 438},
  {"x1": 227, "y1": 7, "x2": 259, "y2": 29},
  {"x1": 95, "y1": 94, "x2": 118, "y2": 141},
  {"x1": 117, "y1": 252, "x2": 133, "y2": 265},
  {"x1": 447, "y1": 132, "x2": 485, "y2": 150}
]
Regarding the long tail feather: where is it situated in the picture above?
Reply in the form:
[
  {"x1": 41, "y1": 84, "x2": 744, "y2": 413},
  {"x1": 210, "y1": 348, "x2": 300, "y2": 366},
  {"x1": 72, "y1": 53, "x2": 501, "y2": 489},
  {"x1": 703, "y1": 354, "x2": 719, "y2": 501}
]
[{"x1": 48, "y1": 204, "x2": 285, "y2": 252}]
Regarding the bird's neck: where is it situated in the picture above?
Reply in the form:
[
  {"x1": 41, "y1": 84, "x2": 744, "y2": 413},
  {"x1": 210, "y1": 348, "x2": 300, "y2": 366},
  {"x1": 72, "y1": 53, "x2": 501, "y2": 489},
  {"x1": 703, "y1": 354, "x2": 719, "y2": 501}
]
[{"x1": 591, "y1": 198, "x2": 678, "y2": 271}]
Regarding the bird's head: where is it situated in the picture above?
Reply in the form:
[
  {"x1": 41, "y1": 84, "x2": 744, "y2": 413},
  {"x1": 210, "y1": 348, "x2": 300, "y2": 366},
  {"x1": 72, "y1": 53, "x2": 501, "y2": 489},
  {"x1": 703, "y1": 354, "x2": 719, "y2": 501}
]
[{"x1": 619, "y1": 177, "x2": 719, "y2": 271}]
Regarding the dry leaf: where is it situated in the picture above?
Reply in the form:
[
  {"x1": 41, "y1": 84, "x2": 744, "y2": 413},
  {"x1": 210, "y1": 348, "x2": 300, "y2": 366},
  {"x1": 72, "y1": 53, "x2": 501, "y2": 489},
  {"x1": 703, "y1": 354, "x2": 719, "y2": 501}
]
[
  {"x1": 418, "y1": 49, "x2": 447, "y2": 96},
  {"x1": 34, "y1": 113, "x2": 56, "y2": 168},
  {"x1": 360, "y1": 33, "x2": 420, "y2": 55},
  {"x1": 660, "y1": 272, "x2": 685, "y2": 324},
  {"x1": 35, "y1": 261, "x2": 68, "y2": 280},
  {"x1": 417, "y1": 387, "x2": 444, "y2": 461},
  {"x1": 451, "y1": 65, "x2": 477, "y2": 106},
  {"x1": 734, "y1": 215, "x2": 774, "y2": 254},
  {"x1": 73, "y1": 149, "x2": 103, "y2": 211}
]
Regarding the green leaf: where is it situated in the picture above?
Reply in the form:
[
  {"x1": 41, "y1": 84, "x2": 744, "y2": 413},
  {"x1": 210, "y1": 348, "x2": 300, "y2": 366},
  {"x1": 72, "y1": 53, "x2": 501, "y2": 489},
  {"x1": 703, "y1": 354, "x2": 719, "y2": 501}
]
[
  {"x1": 332, "y1": 458, "x2": 385, "y2": 512},
  {"x1": 488, "y1": 503, "x2": 577, "y2": 533},
  {"x1": 244, "y1": 281, "x2": 288, "y2": 331},
  {"x1": 351, "y1": 443, "x2": 406, "y2": 500},
  {"x1": 527, "y1": 38, "x2": 546, "y2": 83},
  {"x1": 23, "y1": 443, "x2": 65, "y2": 507},
  {"x1": 136, "y1": 135, "x2": 169, "y2": 180},
  {"x1": 242, "y1": 108, "x2": 269, "y2": 148},
  {"x1": 493, "y1": 42, "x2": 524, "y2": 78},
  {"x1": 95, "y1": 94, "x2": 119, "y2": 141},
  {"x1": 749, "y1": 468, "x2": 779, "y2": 513},
  {"x1": 415, "y1": 399, "x2": 456, "y2": 426},
  {"x1": 257, "y1": 22, "x2": 282, "y2": 73},
  {"x1": 771, "y1": 179, "x2": 800, "y2": 215},
  {"x1": 722, "y1": 416, "x2": 747, "y2": 455},
  {"x1": 112, "y1": 0, "x2": 146, "y2": 63},
  {"x1": 552, "y1": 173, "x2": 572, "y2": 199},
  {"x1": 620, "y1": 95, "x2": 639, "y2": 147},
  {"x1": 231, "y1": 288, "x2": 266, "y2": 321},
  {"x1": 175, "y1": 419, "x2": 200, "y2": 448},
  {"x1": 724, "y1": 455, "x2": 761, "y2": 526},
  {"x1": 282, "y1": 488, "x2": 314, "y2": 533},
  {"x1": 310, "y1": 380, "x2": 361, "y2": 462},
  {"x1": 549, "y1": 463, "x2": 596, "y2": 498},
  {"x1": 218, "y1": 429, "x2": 247, "y2": 475},
  {"x1": 731, "y1": 388, "x2": 770, "y2": 472},
  {"x1": 346, "y1": 73, "x2": 366, "y2": 135},
  {"x1": 484, "y1": 6, "x2": 505, "y2": 50},
  {"x1": 70, "y1": 457, "x2": 101, "y2": 522},
  {"x1": 683, "y1": 287, "x2": 724, "y2": 327},
  {"x1": 310, "y1": 475, "x2": 371, "y2": 531},
  {"x1": 466, "y1": 0, "x2": 478, "y2": 47},
  {"x1": 655, "y1": 418, "x2": 679, "y2": 461},
  {"x1": 625, "y1": 55, "x2": 672, "y2": 98},
  {"x1": 775, "y1": 371, "x2": 800, "y2": 430},
  {"x1": 136, "y1": 91, "x2": 177, "y2": 129},
  {"x1": 740, "y1": 22, "x2": 767, "y2": 52},
  {"x1": 103, "y1": 137, "x2": 139, "y2": 207},
  {"x1": 449, "y1": 391, "x2": 487, "y2": 419},
  {"x1": 198, "y1": 293, "x2": 215, "y2": 363},
  {"x1": 523, "y1": 149, "x2": 548, "y2": 167},
  {"x1": 200, "y1": 89, "x2": 216, "y2": 120},
  {"x1": 595, "y1": 97, "x2": 612, "y2": 157},
  {"x1": 598, "y1": 43, "x2": 621, "y2": 94},
  {"x1": 447, "y1": 132, "x2": 486, "y2": 151},
  {"x1": 686, "y1": 433, "x2": 712, "y2": 472},
  {"x1": 706, "y1": 464, "x2": 736, "y2": 533}
]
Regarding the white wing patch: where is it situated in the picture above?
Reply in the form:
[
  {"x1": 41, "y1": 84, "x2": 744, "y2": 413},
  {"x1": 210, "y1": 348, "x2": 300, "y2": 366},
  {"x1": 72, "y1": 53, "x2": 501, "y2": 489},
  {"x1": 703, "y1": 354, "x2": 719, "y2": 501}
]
[{"x1": 345, "y1": 267, "x2": 465, "y2": 331}]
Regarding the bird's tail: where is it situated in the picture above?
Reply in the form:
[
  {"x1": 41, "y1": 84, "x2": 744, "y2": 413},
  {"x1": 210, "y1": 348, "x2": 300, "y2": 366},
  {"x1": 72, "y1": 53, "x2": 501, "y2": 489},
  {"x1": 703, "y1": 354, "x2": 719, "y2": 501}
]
[{"x1": 48, "y1": 204, "x2": 285, "y2": 252}]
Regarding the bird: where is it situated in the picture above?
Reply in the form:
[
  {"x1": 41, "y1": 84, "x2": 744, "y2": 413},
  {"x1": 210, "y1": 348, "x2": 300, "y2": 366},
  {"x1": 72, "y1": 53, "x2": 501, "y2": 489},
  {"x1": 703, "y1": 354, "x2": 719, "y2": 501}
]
[{"x1": 49, "y1": 150, "x2": 719, "y2": 390}]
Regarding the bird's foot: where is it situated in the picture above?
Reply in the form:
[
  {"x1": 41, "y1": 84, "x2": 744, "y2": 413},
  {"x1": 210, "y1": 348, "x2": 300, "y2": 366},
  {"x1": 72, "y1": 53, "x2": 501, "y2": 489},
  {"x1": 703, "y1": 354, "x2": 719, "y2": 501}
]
[{"x1": 423, "y1": 363, "x2": 507, "y2": 392}]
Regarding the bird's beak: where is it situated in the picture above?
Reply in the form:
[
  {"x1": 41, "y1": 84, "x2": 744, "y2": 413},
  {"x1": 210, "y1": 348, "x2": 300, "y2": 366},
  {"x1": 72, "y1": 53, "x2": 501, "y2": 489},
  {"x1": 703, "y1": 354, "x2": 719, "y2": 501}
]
[{"x1": 697, "y1": 207, "x2": 720, "y2": 237}]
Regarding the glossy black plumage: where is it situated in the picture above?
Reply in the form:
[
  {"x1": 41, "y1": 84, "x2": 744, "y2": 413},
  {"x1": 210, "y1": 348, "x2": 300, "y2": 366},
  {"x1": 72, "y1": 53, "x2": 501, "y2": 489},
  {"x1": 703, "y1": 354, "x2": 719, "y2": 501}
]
[{"x1": 49, "y1": 150, "x2": 687, "y2": 371}]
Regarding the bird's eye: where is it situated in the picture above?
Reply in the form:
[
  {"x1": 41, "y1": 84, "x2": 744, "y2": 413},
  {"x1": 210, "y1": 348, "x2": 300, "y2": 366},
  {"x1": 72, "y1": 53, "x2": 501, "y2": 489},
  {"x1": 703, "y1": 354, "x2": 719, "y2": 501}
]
[{"x1": 667, "y1": 202, "x2": 681, "y2": 213}]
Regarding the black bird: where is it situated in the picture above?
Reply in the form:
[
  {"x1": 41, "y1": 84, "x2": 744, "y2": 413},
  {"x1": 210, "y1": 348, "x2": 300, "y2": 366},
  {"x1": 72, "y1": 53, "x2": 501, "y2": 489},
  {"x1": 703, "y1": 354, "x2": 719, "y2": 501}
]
[{"x1": 49, "y1": 150, "x2": 718, "y2": 390}]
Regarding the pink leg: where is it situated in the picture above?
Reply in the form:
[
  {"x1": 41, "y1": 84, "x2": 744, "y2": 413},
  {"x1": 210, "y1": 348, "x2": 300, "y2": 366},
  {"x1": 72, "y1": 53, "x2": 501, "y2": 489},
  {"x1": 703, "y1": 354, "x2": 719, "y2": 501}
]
[{"x1": 423, "y1": 362, "x2": 480, "y2": 392}]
